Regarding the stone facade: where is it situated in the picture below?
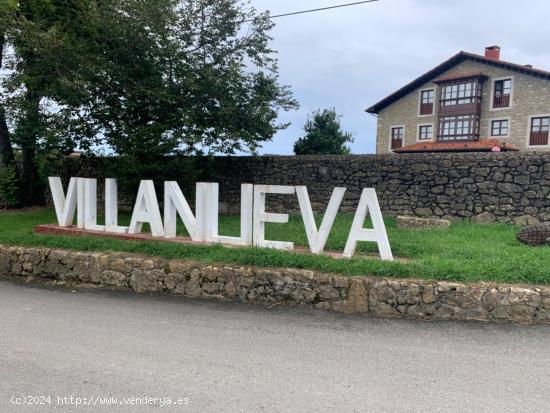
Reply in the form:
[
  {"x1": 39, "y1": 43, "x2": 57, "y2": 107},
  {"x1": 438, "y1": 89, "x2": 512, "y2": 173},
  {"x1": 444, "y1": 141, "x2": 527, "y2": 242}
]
[
  {"x1": 1, "y1": 244, "x2": 549, "y2": 324},
  {"x1": 47, "y1": 152, "x2": 550, "y2": 223},
  {"x1": 375, "y1": 59, "x2": 550, "y2": 153}
]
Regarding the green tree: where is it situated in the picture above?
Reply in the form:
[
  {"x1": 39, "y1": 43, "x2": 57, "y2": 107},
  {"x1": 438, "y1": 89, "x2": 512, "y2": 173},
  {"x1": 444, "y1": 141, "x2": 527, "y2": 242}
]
[
  {"x1": 2, "y1": 0, "x2": 97, "y2": 205},
  {"x1": 293, "y1": 108, "x2": 354, "y2": 155},
  {"x1": 1, "y1": 0, "x2": 298, "y2": 205},
  {"x1": 0, "y1": 0, "x2": 20, "y2": 207},
  {"x1": 0, "y1": 0, "x2": 16, "y2": 168},
  {"x1": 81, "y1": 0, "x2": 297, "y2": 159}
]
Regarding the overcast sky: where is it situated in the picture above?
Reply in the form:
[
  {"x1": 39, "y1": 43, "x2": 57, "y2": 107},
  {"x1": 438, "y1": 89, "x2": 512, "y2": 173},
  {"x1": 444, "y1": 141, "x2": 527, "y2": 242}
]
[{"x1": 251, "y1": 0, "x2": 550, "y2": 155}]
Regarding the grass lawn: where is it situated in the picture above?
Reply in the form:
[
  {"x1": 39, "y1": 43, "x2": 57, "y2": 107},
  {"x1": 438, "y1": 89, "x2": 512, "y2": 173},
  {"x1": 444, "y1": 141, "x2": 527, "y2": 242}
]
[{"x1": 0, "y1": 208, "x2": 549, "y2": 285}]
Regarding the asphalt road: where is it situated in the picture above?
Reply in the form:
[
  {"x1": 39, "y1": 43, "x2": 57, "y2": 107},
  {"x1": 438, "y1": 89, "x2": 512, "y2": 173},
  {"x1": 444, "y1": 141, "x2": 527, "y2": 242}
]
[{"x1": 1, "y1": 279, "x2": 549, "y2": 413}]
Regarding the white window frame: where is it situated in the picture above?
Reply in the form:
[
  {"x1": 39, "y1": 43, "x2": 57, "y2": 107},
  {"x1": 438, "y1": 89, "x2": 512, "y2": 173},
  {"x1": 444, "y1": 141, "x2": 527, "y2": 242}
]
[
  {"x1": 417, "y1": 123, "x2": 434, "y2": 142},
  {"x1": 526, "y1": 113, "x2": 550, "y2": 148},
  {"x1": 489, "y1": 76, "x2": 514, "y2": 112},
  {"x1": 488, "y1": 117, "x2": 511, "y2": 138},
  {"x1": 389, "y1": 125, "x2": 406, "y2": 152},
  {"x1": 417, "y1": 87, "x2": 436, "y2": 117}
]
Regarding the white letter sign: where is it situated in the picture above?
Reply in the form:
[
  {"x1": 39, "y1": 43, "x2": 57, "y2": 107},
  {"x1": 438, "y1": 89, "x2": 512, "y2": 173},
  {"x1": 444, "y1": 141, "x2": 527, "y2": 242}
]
[
  {"x1": 83, "y1": 178, "x2": 102, "y2": 231},
  {"x1": 296, "y1": 186, "x2": 346, "y2": 254},
  {"x1": 105, "y1": 179, "x2": 129, "y2": 233},
  {"x1": 128, "y1": 180, "x2": 164, "y2": 237},
  {"x1": 48, "y1": 177, "x2": 393, "y2": 261},
  {"x1": 164, "y1": 181, "x2": 199, "y2": 240},
  {"x1": 217, "y1": 184, "x2": 253, "y2": 246},
  {"x1": 49, "y1": 177, "x2": 78, "y2": 227},
  {"x1": 343, "y1": 188, "x2": 393, "y2": 261},
  {"x1": 195, "y1": 182, "x2": 220, "y2": 243},
  {"x1": 253, "y1": 185, "x2": 295, "y2": 250}
]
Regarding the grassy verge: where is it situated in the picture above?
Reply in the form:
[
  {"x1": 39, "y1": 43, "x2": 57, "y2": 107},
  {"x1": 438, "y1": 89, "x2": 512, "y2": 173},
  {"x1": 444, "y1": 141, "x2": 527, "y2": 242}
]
[{"x1": 0, "y1": 208, "x2": 549, "y2": 284}]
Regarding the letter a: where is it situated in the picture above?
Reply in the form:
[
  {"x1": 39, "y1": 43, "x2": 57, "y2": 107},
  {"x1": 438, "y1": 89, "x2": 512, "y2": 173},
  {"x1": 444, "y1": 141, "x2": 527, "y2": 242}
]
[
  {"x1": 129, "y1": 180, "x2": 164, "y2": 237},
  {"x1": 343, "y1": 188, "x2": 393, "y2": 261}
]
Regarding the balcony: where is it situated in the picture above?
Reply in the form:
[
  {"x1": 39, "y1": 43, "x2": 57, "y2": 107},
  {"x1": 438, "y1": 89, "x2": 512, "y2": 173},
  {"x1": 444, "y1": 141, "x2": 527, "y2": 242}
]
[
  {"x1": 439, "y1": 101, "x2": 481, "y2": 116},
  {"x1": 493, "y1": 94, "x2": 510, "y2": 108},
  {"x1": 529, "y1": 131, "x2": 549, "y2": 146},
  {"x1": 420, "y1": 103, "x2": 433, "y2": 115},
  {"x1": 391, "y1": 138, "x2": 403, "y2": 150}
]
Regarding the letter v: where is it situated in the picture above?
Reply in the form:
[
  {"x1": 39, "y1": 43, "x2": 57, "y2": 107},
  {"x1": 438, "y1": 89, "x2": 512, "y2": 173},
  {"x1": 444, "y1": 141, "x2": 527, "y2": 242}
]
[
  {"x1": 49, "y1": 177, "x2": 79, "y2": 227},
  {"x1": 296, "y1": 186, "x2": 346, "y2": 254}
]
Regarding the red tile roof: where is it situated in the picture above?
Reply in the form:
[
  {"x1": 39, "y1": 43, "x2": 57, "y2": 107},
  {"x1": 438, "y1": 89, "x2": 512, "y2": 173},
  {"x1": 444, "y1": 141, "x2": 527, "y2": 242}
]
[
  {"x1": 367, "y1": 51, "x2": 550, "y2": 114},
  {"x1": 393, "y1": 139, "x2": 518, "y2": 153}
]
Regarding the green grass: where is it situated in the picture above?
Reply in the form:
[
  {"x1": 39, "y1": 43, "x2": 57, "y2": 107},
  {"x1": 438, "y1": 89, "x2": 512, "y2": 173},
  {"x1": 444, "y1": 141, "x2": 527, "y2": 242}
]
[{"x1": 0, "y1": 208, "x2": 549, "y2": 284}]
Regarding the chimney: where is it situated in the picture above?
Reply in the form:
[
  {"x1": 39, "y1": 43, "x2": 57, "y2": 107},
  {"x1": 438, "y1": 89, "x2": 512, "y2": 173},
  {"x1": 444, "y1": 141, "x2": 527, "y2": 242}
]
[{"x1": 485, "y1": 45, "x2": 501, "y2": 60}]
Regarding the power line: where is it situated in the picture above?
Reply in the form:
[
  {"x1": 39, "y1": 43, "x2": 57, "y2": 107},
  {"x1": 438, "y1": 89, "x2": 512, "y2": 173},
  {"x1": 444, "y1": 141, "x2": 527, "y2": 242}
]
[{"x1": 251, "y1": 0, "x2": 380, "y2": 21}]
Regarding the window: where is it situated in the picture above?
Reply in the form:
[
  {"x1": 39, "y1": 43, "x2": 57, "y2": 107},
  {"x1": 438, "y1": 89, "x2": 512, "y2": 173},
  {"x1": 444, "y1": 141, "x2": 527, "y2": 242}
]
[
  {"x1": 491, "y1": 119, "x2": 509, "y2": 136},
  {"x1": 419, "y1": 90, "x2": 435, "y2": 115},
  {"x1": 438, "y1": 115, "x2": 480, "y2": 141},
  {"x1": 530, "y1": 116, "x2": 549, "y2": 146},
  {"x1": 418, "y1": 125, "x2": 433, "y2": 140},
  {"x1": 493, "y1": 79, "x2": 511, "y2": 108},
  {"x1": 440, "y1": 81, "x2": 482, "y2": 106},
  {"x1": 390, "y1": 127, "x2": 404, "y2": 150}
]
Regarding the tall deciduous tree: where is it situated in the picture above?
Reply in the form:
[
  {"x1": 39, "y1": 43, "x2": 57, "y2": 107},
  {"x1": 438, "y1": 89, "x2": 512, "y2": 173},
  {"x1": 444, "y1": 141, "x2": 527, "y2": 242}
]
[
  {"x1": 2, "y1": 0, "x2": 97, "y2": 205},
  {"x1": 0, "y1": 0, "x2": 16, "y2": 168},
  {"x1": 293, "y1": 108, "x2": 354, "y2": 155},
  {"x1": 82, "y1": 0, "x2": 297, "y2": 159},
  {"x1": 1, "y1": 0, "x2": 298, "y2": 205}
]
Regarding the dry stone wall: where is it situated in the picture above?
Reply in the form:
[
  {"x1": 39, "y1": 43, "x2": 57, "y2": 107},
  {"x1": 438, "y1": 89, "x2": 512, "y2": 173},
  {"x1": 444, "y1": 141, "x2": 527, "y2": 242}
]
[
  {"x1": 1, "y1": 245, "x2": 549, "y2": 324},
  {"x1": 205, "y1": 153, "x2": 550, "y2": 224},
  {"x1": 46, "y1": 152, "x2": 550, "y2": 223}
]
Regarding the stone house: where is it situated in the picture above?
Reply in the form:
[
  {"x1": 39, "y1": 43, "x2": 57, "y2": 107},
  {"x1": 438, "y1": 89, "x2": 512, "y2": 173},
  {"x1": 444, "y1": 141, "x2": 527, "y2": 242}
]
[{"x1": 367, "y1": 46, "x2": 550, "y2": 154}]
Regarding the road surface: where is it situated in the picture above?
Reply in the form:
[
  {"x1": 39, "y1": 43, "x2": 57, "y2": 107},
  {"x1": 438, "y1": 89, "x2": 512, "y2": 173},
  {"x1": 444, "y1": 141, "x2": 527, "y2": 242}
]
[{"x1": 1, "y1": 279, "x2": 549, "y2": 412}]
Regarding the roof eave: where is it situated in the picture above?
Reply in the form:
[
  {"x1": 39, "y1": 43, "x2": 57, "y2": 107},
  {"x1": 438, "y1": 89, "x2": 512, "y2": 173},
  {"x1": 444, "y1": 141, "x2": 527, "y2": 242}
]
[
  {"x1": 366, "y1": 51, "x2": 550, "y2": 114},
  {"x1": 365, "y1": 51, "x2": 467, "y2": 114}
]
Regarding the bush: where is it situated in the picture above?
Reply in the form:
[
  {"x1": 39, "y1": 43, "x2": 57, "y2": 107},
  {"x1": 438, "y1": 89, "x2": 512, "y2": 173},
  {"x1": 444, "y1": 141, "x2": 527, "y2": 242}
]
[{"x1": 0, "y1": 164, "x2": 20, "y2": 208}]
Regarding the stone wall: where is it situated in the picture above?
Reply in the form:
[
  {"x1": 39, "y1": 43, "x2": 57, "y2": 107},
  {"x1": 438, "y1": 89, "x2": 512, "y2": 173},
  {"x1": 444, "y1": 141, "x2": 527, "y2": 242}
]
[
  {"x1": 190, "y1": 152, "x2": 550, "y2": 223},
  {"x1": 48, "y1": 152, "x2": 550, "y2": 223},
  {"x1": 1, "y1": 245, "x2": 549, "y2": 324}
]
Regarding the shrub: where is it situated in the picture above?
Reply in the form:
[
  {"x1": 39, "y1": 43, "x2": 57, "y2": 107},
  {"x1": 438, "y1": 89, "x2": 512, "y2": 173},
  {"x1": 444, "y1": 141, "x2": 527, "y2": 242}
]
[{"x1": 0, "y1": 164, "x2": 20, "y2": 208}]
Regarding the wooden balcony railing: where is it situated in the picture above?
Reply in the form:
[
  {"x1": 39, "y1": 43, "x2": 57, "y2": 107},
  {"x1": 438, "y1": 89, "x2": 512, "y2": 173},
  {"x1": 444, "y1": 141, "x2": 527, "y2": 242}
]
[
  {"x1": 391, "y1": 138, "x2": 403, "y2": 150},
  {"x1": 420, "y1": 103, "x2": 433, "y2": 115},
  {"x1": 530, "y1": 131, "x2": 549, "y2": 146},
  {"x1": 437, "y1": 135, "x2": 479, "y2": 142},
  {"x1": 493, "y1": 94, "x2": 510, "y2": 108}
]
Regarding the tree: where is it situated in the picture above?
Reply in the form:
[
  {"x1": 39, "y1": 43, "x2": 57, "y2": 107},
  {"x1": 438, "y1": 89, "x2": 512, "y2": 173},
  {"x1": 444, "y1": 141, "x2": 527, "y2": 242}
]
[
  {"x1": 0, "y1": 0, "x2": 16, "y2": 168},
  {"x1": 80, "y1": 0, "x2": 297, "y2": 159},
  {"x1": 0, "y1": 1, "x2": 20, "y2": 207},
  {"x1": 293, "y1": 108, "x2": 354, "y2": 155},
  {"x1": 1, "y1": 0, "x2": 298, "y2": 205},
  {"x1": 2, "y1": 0, "x2": 97, "y2": 205},
  {"x1": 0, "y1": 33, "x2": 15, "y2": 168}
]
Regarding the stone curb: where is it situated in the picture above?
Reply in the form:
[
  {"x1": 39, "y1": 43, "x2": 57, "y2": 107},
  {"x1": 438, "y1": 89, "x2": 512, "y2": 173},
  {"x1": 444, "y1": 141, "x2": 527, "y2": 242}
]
[{"x1": 1, "y1": 245, "x2": 549, "y2": 324}]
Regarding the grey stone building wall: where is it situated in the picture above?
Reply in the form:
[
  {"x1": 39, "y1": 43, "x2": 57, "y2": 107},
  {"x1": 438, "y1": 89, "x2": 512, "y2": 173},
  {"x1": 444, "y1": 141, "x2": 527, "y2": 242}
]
[
  {"x1": 375, "y1": 59, "x2": 550, "y2": 153},
  {"x1": 52, "y1": 152, "x2": 550, "y2": 224}
]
